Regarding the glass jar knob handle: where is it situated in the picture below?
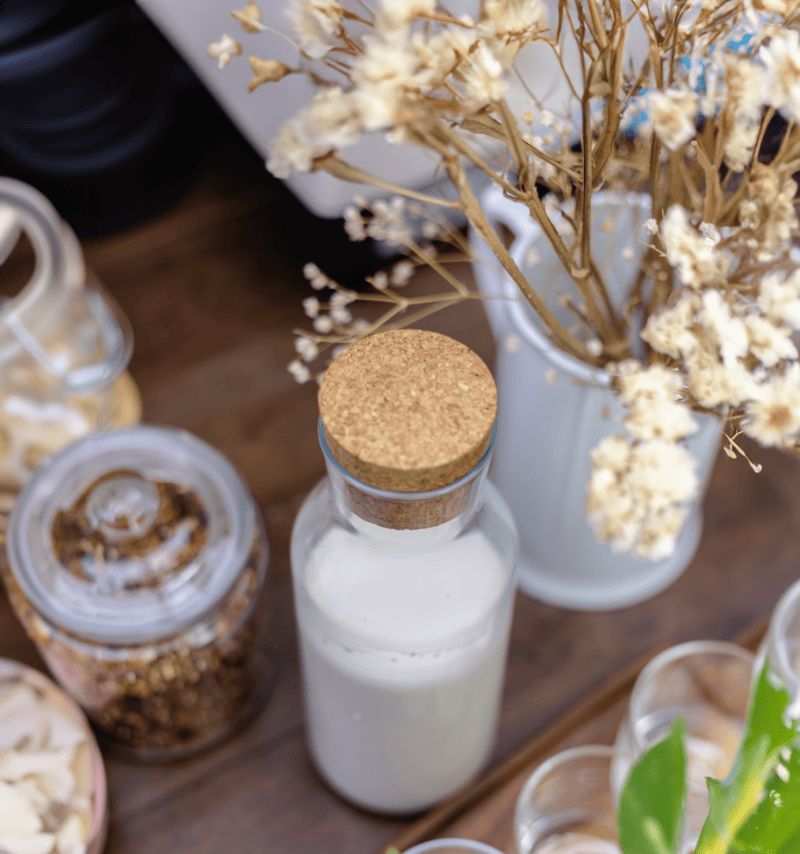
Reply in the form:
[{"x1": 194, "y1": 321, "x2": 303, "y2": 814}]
[{"x1": 86, "y1": 475, "x2": 160, "y2": 543}]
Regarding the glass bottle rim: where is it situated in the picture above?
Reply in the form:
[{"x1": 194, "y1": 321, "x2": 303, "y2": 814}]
[
  {"x1": 627, "y1": 639, "x2": 755, "y2": 753},
  {"x1": 7, "y1": 425, "x2": 264, "y2": 645},
  {"x1": 515, "y1": 742, "x2": 616, "y2": 807},
  {"x1": 317, "y1": 418, "x2": 497, "y2": 501},
  {"x1": 513, "y1": 744, "x2": 616, "y2": 854}
]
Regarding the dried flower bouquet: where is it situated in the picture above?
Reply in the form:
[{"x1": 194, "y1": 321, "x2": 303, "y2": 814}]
[{"x1": 211, "y1": 0, "x2": 800, "y2": 560}]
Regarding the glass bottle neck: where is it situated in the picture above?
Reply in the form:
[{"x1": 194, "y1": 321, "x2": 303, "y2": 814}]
[{"x1": 319, "y1": 419, "x2": 495, "y2": 539}]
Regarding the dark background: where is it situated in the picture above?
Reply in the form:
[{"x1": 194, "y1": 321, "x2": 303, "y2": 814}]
[{"x1": 0, "y1": 0, "x2": 379, "y2": 281}]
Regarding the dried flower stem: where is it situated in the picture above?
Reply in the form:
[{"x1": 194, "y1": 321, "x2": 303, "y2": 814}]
[
  {"x1": 435, "y1": 106, "x2": 615, "y2": 351},
  {"x1": 753, "y1": 107, "x2": 777, "y2": 166},
  {"x1": 315, "y1": 154, "x2": 461, "y2": 209},
  {"x1": 415, "y1": 11, "x2": 473, "y2": 27},
  {"x1": 381, "y1": 296, "x2": 474, "y2": 330},
  {"x1": 445, "y1": 155, "x2": 591, "y2": 360},
  {"x1": 593, "y1": 27, "x2": 626, "y2": 178},
  {"x1": 408, "y1": 244, "x2": 470, "y2": 297},
  {"x1": 496, "y1": 97, "x2": 532, "y2": 191},
  {"x1": 460, "y1": 116, "x2": 582, "y2": 181},
  {"x1": 585, "y1": 0, "x2": 609, "y2": 49},
  {"x1": 724, "y1": 431, "x2": 763, "y2": 474},
  {"x1": 691, "y1": 141, "x2": 722, "y2": 223},
  {"x1": 425, "y1": 122, "x2": 521, "y2": 197},
  {"x1": 239, "y1": 0, "x2": 800, "y2": 560}
]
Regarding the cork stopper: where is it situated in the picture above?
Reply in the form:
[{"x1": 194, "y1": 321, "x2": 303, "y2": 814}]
[{"x1": 319, "y1": 330, "x2": 497, "y2": 528}]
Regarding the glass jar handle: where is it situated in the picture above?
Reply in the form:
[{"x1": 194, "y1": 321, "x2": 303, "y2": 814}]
[
  {"x1": 61, "y1": 275, "x2": 132, "y2": 394},
  {"x1": 0, "y1": 178, "x2": 133, "y2": 393},
  {"x1": 0, "y1": 203, "x2": 21, "y2": 267}
]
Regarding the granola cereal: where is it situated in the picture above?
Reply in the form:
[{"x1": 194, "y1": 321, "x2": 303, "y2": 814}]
[{"x1": 2, "y1": 427, "x2": 271, "y2": 762}]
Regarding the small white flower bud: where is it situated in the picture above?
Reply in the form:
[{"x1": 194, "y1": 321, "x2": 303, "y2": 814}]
[
  {"x1": 288, "y1": 359, "x2": 311, "y2": 383},
  {"x1": 302, "y1": 296, "x2": 320, "y2": 318}
]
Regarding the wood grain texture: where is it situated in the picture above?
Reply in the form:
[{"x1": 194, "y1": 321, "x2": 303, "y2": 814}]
[{"x1": 0, "y1": 162, "x2": 798, "y2": 854}]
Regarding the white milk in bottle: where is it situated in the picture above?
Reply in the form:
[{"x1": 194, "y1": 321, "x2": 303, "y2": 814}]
[{"x1": 291, "y1": 330, "x2": 518, "y2": 813}]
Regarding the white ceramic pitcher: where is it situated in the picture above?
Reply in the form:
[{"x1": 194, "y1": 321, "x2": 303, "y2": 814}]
[
  {"x1": 469, "y1": 186, "x2": 722, "y2": 610},
  {"x1": 0, "y1": 177, "x2": 140, "y2": 493}
]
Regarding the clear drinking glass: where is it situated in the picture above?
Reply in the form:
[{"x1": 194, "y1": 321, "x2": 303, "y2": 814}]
[
  {"x1": 3, "y1": 426, "x2": 272, "y2": 761},
  {"x1": 400, "y1": 841, "x2": 504, "y2": 854},
  {"x1": 611, "y1": 641, "x2": 754, "y2": 850},
  {"x1": 756, "y1": 579, "x2": 800, "y2": 711},
  {"x1": 514, "y1": 745, "x2": 621, "y2": 854}
]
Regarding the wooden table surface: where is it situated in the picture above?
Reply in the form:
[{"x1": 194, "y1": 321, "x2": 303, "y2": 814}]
[{"x1": 2, "y1": 160, "x2": 800, "y2": 854}]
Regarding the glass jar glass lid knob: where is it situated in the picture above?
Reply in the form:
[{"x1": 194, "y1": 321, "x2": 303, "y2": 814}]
[{"x1": 85, "y1": 475, "x2": 160, "y2": 542}]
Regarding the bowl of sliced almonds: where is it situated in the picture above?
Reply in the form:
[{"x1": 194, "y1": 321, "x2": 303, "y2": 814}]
[{"x1": 0, "y1": 657, "x2": 108, "y2": 854}]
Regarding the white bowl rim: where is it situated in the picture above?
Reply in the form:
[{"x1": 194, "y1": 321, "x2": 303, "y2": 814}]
[{"x1": 401, "y1": 838, "x2": 505, "y2": 854}]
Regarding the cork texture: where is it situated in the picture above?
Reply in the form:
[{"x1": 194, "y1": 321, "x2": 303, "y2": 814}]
[{"x1": 319, "y1": 330, "x2": 497, "y2": 493}]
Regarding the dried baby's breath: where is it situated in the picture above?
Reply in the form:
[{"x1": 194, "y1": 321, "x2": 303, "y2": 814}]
[
  {"x1": 247, "y1": 57, "x2": 293, "y2": 92},
  {"x1": 207, "y1": 34, "x2": 242, "y2": 69},
  {"x1": 302, "y1": 296, "x2": 321, "y2": 318},
  {"x1": 215, "y1": 0, "x2": 800, "y2": 559},
  {"x1": 288, "y1": 359, "x2": 312, "y2": 383},
  {"x1": 231, "y1": 1, "x2": 264, "y2": 34}
]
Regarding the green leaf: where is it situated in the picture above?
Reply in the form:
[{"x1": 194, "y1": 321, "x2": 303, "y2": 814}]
[
  {"x1": 618, "y1": 717, "x2": 687, "y2": 854},
  {"x1": 696, "y1": 661, "x2": 797, "y2": 854},
  {"x1": 731, "y1": 744, "x2": 800, "y2": 854},
  {"x1": 731, "y1": 743, "x2": 800, "y2": 854}
]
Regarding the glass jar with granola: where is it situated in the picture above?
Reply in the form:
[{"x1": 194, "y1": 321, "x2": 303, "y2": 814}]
[{"x1": 2, "y1": 426, "x2": 271, "y2": 762}]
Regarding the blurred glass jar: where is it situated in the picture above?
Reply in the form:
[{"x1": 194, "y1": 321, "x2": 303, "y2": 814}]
[
  {"x1": 514, "y1": 745, "x2": 621, "y2": 854},
  {"x1": 756, "y1": 579, "x2": 800, "y2": 711},
  {"x1": 611, "y1": 641, "x2": 753, "y2": 851},
  {"x1": 0, "y1": 177, "x2": 140, "y2": 504},
  {"x1": 1, "y1": 426, "x2": 271, "y2": 762}
]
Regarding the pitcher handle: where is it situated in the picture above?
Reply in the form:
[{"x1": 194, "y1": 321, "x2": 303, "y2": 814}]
[
  {"x1": 468, "y1": 184, "x2": 540, "y2": 343},
  {"x1": 0, "y1": 178, "x2": 133, "y2": 394}
]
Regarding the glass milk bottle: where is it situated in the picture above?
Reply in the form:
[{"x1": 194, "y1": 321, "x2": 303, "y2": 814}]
[
  {"x1": 291, "y1": 329, "x2": 518, "y2": 814},
  {"x1": 2, "y1": 426, "x2": 271, "y2": 761},
  {"x1": 0, "y1": 177, "x2": 140, "y2": 504}
]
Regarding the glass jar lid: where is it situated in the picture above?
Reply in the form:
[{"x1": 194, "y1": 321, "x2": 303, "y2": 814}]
[{"x1": 7, "y1": 426, "x2": 259, "y2": 645}]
